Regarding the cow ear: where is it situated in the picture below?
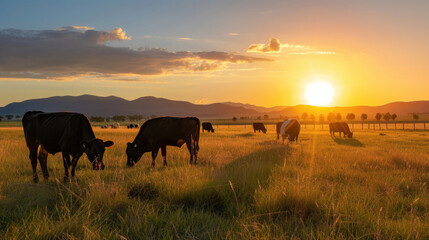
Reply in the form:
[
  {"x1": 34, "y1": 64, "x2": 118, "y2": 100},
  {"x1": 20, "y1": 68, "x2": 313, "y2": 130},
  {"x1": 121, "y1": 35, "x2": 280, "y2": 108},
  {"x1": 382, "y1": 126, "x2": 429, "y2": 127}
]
[
  {"x1": 104, "y1": 140, "x2": 114, "y2": 147},
  {"x1": 80, "y1": 140, "x2": 89, "y2": 149}
]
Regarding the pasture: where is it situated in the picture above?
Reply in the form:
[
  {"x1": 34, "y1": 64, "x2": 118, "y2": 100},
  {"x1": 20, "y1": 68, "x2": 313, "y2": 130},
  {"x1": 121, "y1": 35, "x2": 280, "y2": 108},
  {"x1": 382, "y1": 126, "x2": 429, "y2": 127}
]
[{"x1": 0, "y1": 126, "x2": 428, "y2": 239}]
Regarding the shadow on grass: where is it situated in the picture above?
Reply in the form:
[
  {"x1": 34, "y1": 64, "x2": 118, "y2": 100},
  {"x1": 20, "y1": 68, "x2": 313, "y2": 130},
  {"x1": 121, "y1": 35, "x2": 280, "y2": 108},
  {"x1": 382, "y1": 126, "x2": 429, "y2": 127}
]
[
  {"x1": 171, "y1": 145, "x2": 292, "y2": 216},
  {"x1": 0, "y1": 183, "x2": 58, "y2": 231},
  {"x1": 333, "y1": 137, "x2": 364, "y2": 147},
  {"x1": 235, "y1": 132, "x2": 255, "y2": 137}
]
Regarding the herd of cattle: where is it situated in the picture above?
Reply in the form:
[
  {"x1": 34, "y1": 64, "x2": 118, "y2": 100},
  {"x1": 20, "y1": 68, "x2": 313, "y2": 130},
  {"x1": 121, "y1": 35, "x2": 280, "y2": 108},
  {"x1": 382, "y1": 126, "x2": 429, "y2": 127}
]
[{"x1": 21, "y1": 111, "x2": 353, "y2": 182}]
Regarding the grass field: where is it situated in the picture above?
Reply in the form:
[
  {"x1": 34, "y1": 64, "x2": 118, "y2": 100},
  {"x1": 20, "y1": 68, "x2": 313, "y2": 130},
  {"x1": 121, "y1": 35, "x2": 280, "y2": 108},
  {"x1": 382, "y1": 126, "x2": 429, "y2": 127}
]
[{"x1": 0, "y1": 126, "x2": 428, "y2": 239}]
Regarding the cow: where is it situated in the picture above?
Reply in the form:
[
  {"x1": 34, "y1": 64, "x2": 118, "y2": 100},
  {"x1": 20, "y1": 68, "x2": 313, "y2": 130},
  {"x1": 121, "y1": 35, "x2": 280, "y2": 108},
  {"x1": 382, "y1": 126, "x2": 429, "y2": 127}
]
[
  {"x1": 22, "y1": 111, "x2": 114, "y2": 182},
  {"x1": 276, "y1": 121, "x2": 283, "y2": 140},
  {"x1": 126, "y1": 117, "x2": 200, "y2": 167},
  {"x1": 127, "y1": 124, "x2": 134, "y2": 129},
  {"x1": 329, "y1": 122, "x2": 353, "y2": 138},
  {"x1": 253, "y1": 122, "x2": 267, "y2": 133},
  {"x1": 279, "y1": 119, "x2": 301, "y2": 143},
  {"x1": 134, "y1": 124, "x2": 139, "y2": 129},
  {"x1": 111, "y1": 122, "x2": 120, "y2": 129},
  {"x1": 202, "y1": 122, "x2": 215, "y2": 133}
]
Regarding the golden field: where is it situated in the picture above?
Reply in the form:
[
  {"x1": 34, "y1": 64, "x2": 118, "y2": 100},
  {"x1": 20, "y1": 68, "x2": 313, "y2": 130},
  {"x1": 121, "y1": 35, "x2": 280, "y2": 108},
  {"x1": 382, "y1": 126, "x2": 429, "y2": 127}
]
[{"x1": 0, "y1": 126, "x2": 428, "y2": 239}]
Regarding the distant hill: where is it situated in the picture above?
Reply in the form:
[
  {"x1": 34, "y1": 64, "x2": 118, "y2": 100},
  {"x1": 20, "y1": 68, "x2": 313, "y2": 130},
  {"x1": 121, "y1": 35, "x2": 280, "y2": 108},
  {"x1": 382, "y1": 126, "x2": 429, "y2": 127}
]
[
  {"x1": 0, "y1": 95, "x2": 261, "y2": 118},
  {"x1": 1, "y1": 95, "x2": 429, "y2": 119}
]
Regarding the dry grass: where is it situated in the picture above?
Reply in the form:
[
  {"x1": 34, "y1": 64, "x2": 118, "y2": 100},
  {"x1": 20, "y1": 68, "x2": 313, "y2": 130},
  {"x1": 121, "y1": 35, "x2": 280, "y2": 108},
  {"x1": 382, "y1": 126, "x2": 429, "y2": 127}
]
[{"x1": 0, "y1": 126, "x2": 428, "y2": 239}]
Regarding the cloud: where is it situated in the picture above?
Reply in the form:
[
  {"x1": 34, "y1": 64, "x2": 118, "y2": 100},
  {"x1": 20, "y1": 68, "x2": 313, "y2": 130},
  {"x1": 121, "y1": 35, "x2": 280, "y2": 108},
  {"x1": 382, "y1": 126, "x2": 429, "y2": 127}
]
[
  {"x1": 228, "y1": 33, "x2": 239, "y2": 36},
  {"x1": 0, "y1": 27, "x2": 269, "y2": 80},
  {"x1": 177, "y1": 37, "x2": 193, "y2": 41},
  {"x1": 248, "y1": 38, "x2": 281, "y2": 53},
  {"x1": 247, "y1": 38, "x2": 335, "y2": 55}
]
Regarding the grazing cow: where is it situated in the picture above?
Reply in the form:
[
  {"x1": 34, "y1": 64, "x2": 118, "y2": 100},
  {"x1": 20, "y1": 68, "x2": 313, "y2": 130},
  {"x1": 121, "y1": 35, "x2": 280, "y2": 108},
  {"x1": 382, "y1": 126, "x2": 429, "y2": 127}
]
[
  {"x1": 101, "y1": 125, "x2": 108, "y2": 129},
  {"x1": 22, "y1": 111, "x2": 114, "y2": 182},
  {"x1": 253, "y1": 122, "x2": 267, "y2": 133},
  {"x1": 279, "y1": 119, "x2": 301, "y2": 143},
  {"x1": 126, "y1": 117, "x2": 200, "y2": 167},
  {"x1": 202, "y1": 122, "x2": 215, "y2": 133},
  {"x1": 111, "y1": 122, "x2": 120, "y2": 129},
  {"x1": 329, "y1": 122, "x2": 353, "y2": 138},
  {"x1": 276, "y1": 121, "x2": 283, "y2": 140},
  {"x1": 127, "y1": 124, "x2": 134, "y2": 129},
  {"x1": 134, "y1": 124, "x2": 139, "y2": 129}
]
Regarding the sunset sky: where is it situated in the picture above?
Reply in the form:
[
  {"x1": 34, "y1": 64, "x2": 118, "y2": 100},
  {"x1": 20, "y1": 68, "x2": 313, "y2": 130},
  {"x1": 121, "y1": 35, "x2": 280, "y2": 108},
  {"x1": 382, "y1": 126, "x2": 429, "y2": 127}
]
[{"x1": 1, "y1": 0, "x2": 428, "y2": 107}]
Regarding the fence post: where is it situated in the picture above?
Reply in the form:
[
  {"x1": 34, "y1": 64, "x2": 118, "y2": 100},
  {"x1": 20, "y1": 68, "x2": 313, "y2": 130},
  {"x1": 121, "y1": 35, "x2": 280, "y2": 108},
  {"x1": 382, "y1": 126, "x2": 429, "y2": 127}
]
[
  {"x1": 424, "y1": 122, "x2": 426, "y2": 130},
  {"x1": 403, "y1": 122, "x2": 404, "y2": 130},
  {"x1": 394, "y1": 121, "x2": 396, "y2": 130},
  {"x1": 413, "y1": 122, "x2": 415, "y2": 130}
]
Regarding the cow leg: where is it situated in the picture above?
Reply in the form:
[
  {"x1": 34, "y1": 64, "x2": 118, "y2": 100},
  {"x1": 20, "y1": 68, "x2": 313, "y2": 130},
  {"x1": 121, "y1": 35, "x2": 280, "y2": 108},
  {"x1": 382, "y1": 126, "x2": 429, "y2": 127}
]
[
  {"x1": 38, "y1": 147, "x2": 49, "y2": 179},
  {"x1": 29, "y1": 143, "x2": 39, "y2": 183},
  {"x1": 62, "y1": 153, "x2": 71, "y2": 181},
  {"x1": 186, "y1": 140, "x2": 194, "y2": 165},
  {"x1": 161, "y1": 145, "x2": 167, "y2": 166},
  {"x1": 71, "y1": 154, "x2": 82, "y2": 177},
  {"x1": 193, "y1": 137, "x2": 199, "y2": 165},
  {"x1": 151, "y1": 148, "x2": 159, "y2": 167}
]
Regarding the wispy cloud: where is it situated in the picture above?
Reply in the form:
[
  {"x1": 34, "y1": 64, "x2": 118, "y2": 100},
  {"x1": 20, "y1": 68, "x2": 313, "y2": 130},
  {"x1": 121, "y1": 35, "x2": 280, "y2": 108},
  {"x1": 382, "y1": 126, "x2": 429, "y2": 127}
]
[
  {"x1": 228, "y1": 33, "x2": 239, "y2": 36},
  {"x1": 0, "y1": 27, "x2": 269, "y2": 81},
  {"x1": 247, "y1": 38, "x2": 335, "y2": 55},
  {"x1": 177, "y1": 37, "x2": 193, "y2": 41}
]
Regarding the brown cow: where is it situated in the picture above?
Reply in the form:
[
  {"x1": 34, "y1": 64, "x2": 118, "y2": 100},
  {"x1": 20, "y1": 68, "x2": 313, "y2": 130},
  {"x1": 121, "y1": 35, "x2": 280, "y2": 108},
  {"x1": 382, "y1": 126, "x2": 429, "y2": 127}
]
[{"x1": 329, "y1": 122, "x2": 353, "y2": 138}]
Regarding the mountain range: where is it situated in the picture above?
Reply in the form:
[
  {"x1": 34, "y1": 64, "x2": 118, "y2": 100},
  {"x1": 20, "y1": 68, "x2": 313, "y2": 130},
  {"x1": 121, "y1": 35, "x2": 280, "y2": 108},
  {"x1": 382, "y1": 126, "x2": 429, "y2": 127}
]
[{"x1": 1, "y1": 95, "x2": 429, "y2": 119}]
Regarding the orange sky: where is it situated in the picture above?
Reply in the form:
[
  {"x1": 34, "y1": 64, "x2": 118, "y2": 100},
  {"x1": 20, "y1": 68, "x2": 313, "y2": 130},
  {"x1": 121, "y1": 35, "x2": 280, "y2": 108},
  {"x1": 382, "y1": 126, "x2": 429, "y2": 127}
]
[{"x1": 1, "y1": 0, "x2": 428, "y2": 107}]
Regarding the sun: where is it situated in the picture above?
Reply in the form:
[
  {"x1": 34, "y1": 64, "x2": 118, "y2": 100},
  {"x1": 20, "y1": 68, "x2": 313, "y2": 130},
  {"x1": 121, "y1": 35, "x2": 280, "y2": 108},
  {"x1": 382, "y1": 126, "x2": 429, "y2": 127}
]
[{"x1": 305, "y1": 81, "x2": 335, "y2": 106}]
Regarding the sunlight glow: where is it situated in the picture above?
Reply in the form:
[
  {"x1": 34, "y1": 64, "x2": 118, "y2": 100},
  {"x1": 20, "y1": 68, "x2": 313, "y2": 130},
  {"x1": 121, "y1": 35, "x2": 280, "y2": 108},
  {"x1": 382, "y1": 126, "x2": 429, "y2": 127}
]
[{"x1": 305, "y1": 81, "x2": 335, "y2": 106}]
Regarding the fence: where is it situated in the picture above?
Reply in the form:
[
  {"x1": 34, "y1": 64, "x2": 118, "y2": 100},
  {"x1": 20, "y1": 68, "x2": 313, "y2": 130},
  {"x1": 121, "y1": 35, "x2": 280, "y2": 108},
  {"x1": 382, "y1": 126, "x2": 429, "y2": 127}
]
[{"x1": 212, "y1": 121, "x2": 429, "y2": 131}]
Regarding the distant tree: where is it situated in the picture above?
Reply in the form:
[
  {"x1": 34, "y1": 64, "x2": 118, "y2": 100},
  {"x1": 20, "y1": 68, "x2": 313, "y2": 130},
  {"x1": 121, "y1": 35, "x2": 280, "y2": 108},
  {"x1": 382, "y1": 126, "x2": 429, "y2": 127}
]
[
  {"x1": 6, "y1": 115, "x2": 13, "y2": 120},
  {"x1": 240, "y1": 116, "x2": 249, "y2": 120},
  {"x1": 301, "y1": 112, "x2": 308, "y2": 122},
  {"x1": 336, "y1": 113, "x2": 342, "y2": 121},
  {"x1": 412, "y1": 113, "x2": 419, "y2": 120},
  {"x1": 327, "y1": 112, "x2": 336, "y2": 122},
  {"x1": 257, "y1": 116, "x2": 261, "y2": 120},
  {"x1": 302, "y1": 112, "x2": 308, "y2": 128},
  {"x1": 361, "y1": 113, "x2": 368, "y2": 121},
  {"x1": 383, "y1": 112, "x2": 391, "y2": 121},
  {"x1": 391, "y1": 113, "x2": 397, "y2": 121},
  {"x1": 90, "y1": 116, "x2": 105, "y2": 122},
  {"x1": 375, "y1": 113, "x2": 382, "y2": 121},
  {"x1": 15, "y1": 115, "x2": 20, "y2": 120},
  {"x1": 263, "y1": 114, "x2": 269, "y2": 120},
  {"x1": 105, "y1": 117, "x2": 111, "y2": 122},
  {"x1": 309, "y1": 114, "x2": 315, "y2": 122},
  {"x1": 232, "y1": 117, "x2": 237, "y2": 121},
  {"x1": 112, "y1": 115, "x2": 127, "y2": 122},
  {"x1": 375, "y1": 112, "x2": 383, "y2": 129},
  {"x1": 0, "y1": 116, "x2": 3, "y2": 122},
  {"x1": 346, "y1": 113, "x2": 355, "y2": 121},
  {"x1": 319, "y1": 114, "x2": 325, "y2": 123}
]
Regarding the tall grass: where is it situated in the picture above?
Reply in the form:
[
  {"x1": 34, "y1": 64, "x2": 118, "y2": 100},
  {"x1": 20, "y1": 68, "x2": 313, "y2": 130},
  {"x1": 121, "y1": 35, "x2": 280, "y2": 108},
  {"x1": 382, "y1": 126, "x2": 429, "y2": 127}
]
[{"x1": 0, "y1": 126, "x2": 428, "y2": 239}]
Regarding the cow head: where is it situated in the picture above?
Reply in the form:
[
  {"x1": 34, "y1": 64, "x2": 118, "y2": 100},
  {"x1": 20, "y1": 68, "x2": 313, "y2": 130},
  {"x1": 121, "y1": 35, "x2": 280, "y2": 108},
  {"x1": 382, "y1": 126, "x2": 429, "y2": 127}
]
[
  {"x1": 348, "y1": 132, "x2": 354, "y2": 138},
  {"x1": 126, "y1": 142, "x2": 145, "y2": 167},
  {"x1": 81, "y1": 139, "x2": 114, "y2": 170},
  {"x1": 263, "y1": 129, "x2": 267, "y2": 134}
]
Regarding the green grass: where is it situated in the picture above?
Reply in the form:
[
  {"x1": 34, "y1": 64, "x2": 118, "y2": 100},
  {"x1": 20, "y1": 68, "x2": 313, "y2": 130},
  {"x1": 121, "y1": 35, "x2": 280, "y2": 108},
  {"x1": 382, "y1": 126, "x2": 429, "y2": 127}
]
[{"x1": 0, "y1": 126, "x2": 428, "y2": 239}]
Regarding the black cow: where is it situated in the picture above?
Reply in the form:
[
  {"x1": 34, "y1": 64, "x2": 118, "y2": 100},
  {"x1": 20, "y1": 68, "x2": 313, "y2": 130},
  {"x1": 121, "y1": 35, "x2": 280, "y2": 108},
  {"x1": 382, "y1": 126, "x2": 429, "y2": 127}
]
[
  {"x1": 278, "y1": 119, "x2": 301, "y2": 143},
  {"x1": 202, "y1": 122, "x2": 215, "y2": 133},
  {"x1": 126, "y1": 117, "x2": 200, "y2": 167},
  {"x1": 22, "y1": 111, "x2": 114, "y2": 182},
  {"x1": 276, "y1": 121, "x2": 283, "y2": 140},
  {"x1": 134, "y1": 124, "x2": 139, "y2": 129},
  {"x1": 253, "y1": 122, "x2": 267, "y2": 133},
  {"x1": 329, "y1": 122, "x2": 353, "y2": 138}
]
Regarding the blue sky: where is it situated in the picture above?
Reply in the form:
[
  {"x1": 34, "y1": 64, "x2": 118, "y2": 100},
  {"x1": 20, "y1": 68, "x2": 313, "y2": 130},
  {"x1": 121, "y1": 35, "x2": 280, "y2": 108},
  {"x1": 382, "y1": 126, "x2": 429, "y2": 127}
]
[{"x1": 1, "y1": 0, "x2": 429, "y2": 107}]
